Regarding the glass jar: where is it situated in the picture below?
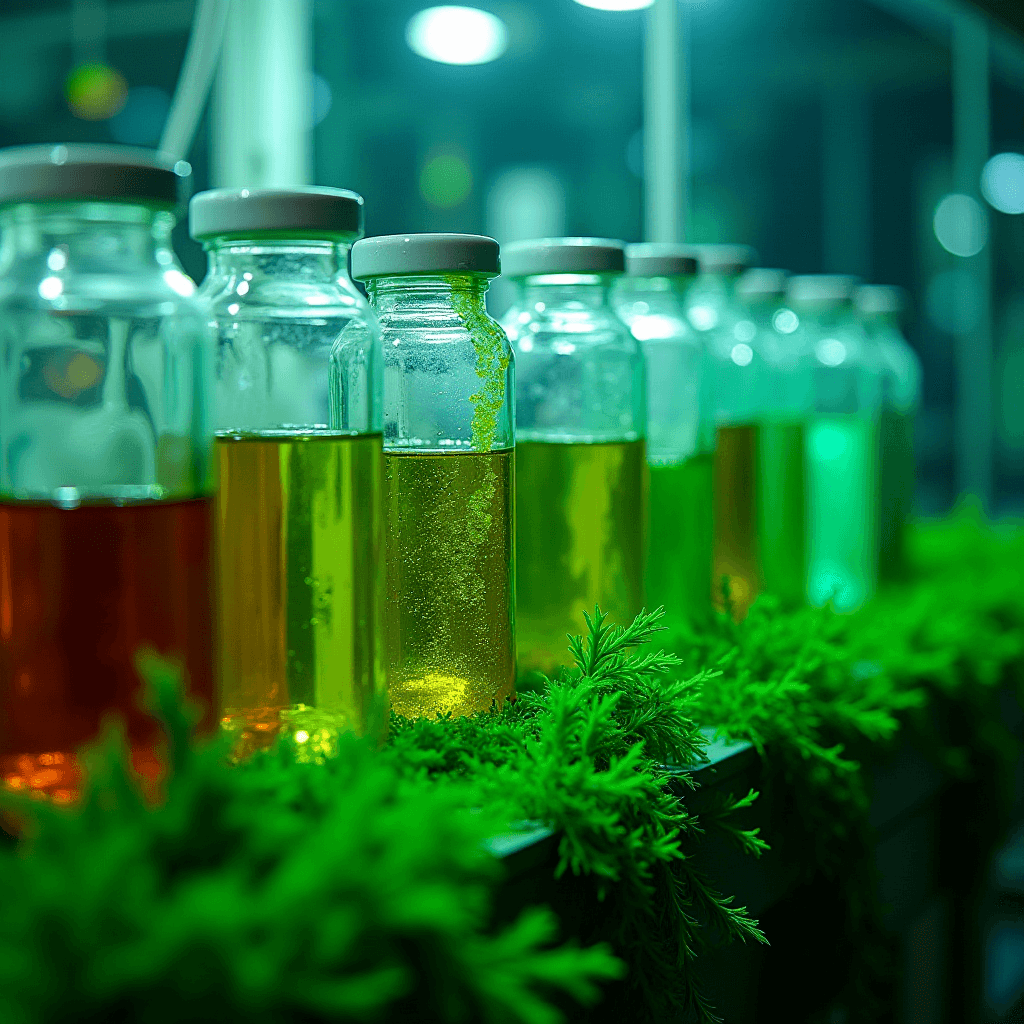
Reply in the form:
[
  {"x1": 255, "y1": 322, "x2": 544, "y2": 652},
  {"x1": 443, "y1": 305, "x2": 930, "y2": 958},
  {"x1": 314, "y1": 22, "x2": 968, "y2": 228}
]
[
  {"x1": 685, "y1": 244, "x2": 768, "y2": 618},
  {"x1": 787, "y1": 275, "x2": 883, "y2": 611},
  {"x1": 616, "y1": 244, "x2": 712, "y2": 630},
  {"x1": 856, "y1": 284, "x2": 922, "y2": 581},
  {"x1": 0, "y1": 144, "x2": 213, "y2": 800},
  {"x1": 191, "y1": 187, "x2": 382, "y2": 753},
  {"x1": 349, "y1": 233, "x2": 514, "y2": 719},
  {"x1": 502, "y1": 238, "x2": 645, "y2": 674},
  {"x1": 735, "y1": 267, "x2": 811, "y2": 606}
]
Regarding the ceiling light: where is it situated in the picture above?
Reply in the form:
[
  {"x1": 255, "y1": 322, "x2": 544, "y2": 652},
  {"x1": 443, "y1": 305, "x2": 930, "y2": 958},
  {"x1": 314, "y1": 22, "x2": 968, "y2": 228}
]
[
  {"x1": 406, "y1": 6, "x2": 508, "y2": 65},
  {"x1": 573, "y1": 0, "x2": 654, "y2": 10}
]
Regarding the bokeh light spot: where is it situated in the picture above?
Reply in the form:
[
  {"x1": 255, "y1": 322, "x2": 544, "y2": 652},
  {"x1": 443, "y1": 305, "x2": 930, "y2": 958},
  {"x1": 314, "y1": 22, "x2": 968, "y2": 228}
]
[
  {"x1": 109, "y1": 86, "x2": 170, "y2": 145},
  {"x1": 421, "y1": 152, "x2": 473, "y2": 208},
  {"x1": 574, "y1": 0, "x2": 653, "y2": 9},
  {"x1": 933, "y1": 193, "x2": 988, "y2": 257},
  {"x1": 406, "y1": 6, "x2": 508, "y2": 65},
  {"x1": 981, "y1": 153, "x2": 1024, "y2": 215},
  {"x1": 66, "y1": 63, "x2": 128, "y2": 121}
]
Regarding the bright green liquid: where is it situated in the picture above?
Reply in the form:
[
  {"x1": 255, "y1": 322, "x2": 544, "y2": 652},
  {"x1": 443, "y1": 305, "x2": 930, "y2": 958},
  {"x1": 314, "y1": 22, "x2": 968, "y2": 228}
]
[
  {"x1": 757, "y1": 421, "x2": 807, "y2": 605},
  {"x1": 648, "y1": 454, "x2": 714, "y2": 629},
  {"x1": 805, "y1": 415, "x2": 878, "y2": 612},
  {"x1": 516, "y1": 439, "x2": 646, "y2": 674},
  {"x1": 878, "y1": 410, "x2": 914, "y2": 581}
]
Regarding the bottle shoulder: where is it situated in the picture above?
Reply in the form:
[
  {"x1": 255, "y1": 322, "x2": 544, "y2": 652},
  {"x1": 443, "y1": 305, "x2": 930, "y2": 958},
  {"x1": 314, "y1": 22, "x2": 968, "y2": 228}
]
[{"x1": 197, "y1": 271, "x2": 369, "y2": 322}]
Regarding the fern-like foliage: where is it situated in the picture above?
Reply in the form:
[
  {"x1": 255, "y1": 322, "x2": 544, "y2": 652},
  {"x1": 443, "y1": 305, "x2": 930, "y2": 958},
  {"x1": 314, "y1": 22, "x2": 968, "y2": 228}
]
[
  {"x1": 387, "y1": 605, "x2": 767, "y2": 1024},
  {"x1": 0, "y1": 659, "x2": 621, "y2": 1024}
]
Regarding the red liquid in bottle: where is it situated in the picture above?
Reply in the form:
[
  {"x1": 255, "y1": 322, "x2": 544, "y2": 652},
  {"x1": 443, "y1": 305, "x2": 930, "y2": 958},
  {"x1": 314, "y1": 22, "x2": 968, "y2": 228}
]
[{"x1": 0, "y1": 497, "x2": 215, "y2": 802}]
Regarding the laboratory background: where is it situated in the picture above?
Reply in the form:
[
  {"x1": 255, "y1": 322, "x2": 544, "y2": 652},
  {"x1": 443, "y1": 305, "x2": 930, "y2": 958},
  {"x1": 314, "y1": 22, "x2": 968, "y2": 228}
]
[{"x1": 1, "y1": 2, "x2": 1024, "y2": 1024}]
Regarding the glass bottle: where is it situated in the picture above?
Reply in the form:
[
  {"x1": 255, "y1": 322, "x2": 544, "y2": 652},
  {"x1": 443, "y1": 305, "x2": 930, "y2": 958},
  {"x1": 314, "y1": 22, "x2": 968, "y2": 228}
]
[
  {"x1": 787, "y1": 275, "x2": 883, "y2": 611},
  {"x1": 502, "y1": 237, "x2": 645, "y2": 674},
  {"x1": 191, "y1": 187, "x2": 382, "y2": 754},
  {"x1": 685, "y1": 244, "x2": 767, "y2": 618},
  {"x1": 856, "y1": 285, "x2": 921, "y2": 581},
  {"x1": 616, "y1": 244, "x2": 712, "y2": 630},
  {"x1": 735, "y1": 268, "x2": 812, "y2": 605},
  {"x1": 0, "y1": 144, "x2": 214, "y2": 800},
  {"x1": 350, "y1": 233, "x2": 514, "y2": 719}
]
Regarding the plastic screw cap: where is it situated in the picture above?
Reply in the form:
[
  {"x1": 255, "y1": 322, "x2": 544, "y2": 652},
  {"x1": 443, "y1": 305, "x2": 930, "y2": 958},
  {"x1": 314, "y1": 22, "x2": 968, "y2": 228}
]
[
  {"x1": 786, "y1": 274, "x2": 860, "y2": 307},
  {"x1": 501, "y1": 237, "x2": 625, "y2": 278},
  {"x1": 736, "y1": 268, "x2": 789, "y2": 300},
  {"x1": 351, "y1": 233, "x2": 500, "y2": 279},
  {"x1": 855, "y1": 284, "x2": 908, "y2": 317},
  {"x1": 690, "y1": 243, "x2": 758, "y2": 276},
  {"x1": 625, "y1": 243, "x2": 698, "y2": 278},
  {"x1": 190, "y1": 186, "x2": 364, "y2": 241},
  {"x1": 0, "y1": 143, "x2": 188, "y2": 208}
]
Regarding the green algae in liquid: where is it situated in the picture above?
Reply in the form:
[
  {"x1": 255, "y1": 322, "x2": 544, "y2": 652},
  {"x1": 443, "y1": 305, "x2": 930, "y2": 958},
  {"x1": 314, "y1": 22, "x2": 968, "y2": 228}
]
[
  {"x1": 647, "y1": 454, "x2": 714, "y2": 629},
  {"x1": 382, "y1": 448, "x2": 515, "y2": 719},
  {"x1": 756, "y1": 421, "x2": 807, "y2": 605}
]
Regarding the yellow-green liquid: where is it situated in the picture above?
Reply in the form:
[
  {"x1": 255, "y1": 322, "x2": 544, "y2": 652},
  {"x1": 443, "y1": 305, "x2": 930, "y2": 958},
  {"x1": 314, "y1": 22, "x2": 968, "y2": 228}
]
[
  {"x1": 216, "y1": 432, "x2": 383, "y2": 754},
  {"x1": 516, "y1": 439, "x2": 646, "y2": 674},
  {"x1": 647, "y1": 454, "x2": 714, "y2": 629},
  {"x1": 382, "y1": 448, "x2": 515, "y2": 719},
  {"x1": 757, "y1": 421, "x2": 807, "y2": 605},
  {"x1": 713, "y1": 425, "x2": 760, "y2": 618}
]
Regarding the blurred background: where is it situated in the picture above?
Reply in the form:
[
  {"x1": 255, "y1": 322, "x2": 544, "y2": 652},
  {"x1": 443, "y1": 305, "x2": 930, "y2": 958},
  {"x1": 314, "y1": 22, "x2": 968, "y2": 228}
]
[{"x1": 1, "y1": 0, "x2": 1023, "y2": 516}]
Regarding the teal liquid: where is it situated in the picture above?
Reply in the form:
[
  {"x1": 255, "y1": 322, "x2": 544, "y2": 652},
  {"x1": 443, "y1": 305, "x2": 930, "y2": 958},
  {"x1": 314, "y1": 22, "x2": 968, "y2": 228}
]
[
  {"x1": 805, "y1": 415, "x2": 879, "y2": 612},
  {"x1": 878, "y1": 410, "x2": 914, "y2": 582},
  {"x1": 647, "y1": 454, "x2": 714, "y2": 629},
  {"x1": 756, "y1": 421, "x2": 807, "y2": 605}
]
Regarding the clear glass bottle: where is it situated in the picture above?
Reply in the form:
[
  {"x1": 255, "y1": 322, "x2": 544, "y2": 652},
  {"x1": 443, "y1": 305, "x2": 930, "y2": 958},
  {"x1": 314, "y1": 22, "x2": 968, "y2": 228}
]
[
  {"x1": 191, "y1": 187, "x2": 382, "y2": 754},
  {"x1": 0, "y1": 144, "x2": 213, "y2": 800},
  {"x1": 787, "y1": 275, "x2": 883, "y2": 611},
  {"x1": 616, "y1": 244, "x2": 712, "y2": 630},
  {"x1": 684, "y1": 244, "x2": 767, "y2": 618},
  {"x1": 856, "y1": 285, "x2": 922, "y2": 581},
  {"x1": 735, "y1": 268, "x2": 812, "y2": 606},
  {"x1": 502, "y1": 238, "x2": 645, "y2": 674},
  {"x1": 350, "y1": 233, "x2": 514, "y2": 719}
]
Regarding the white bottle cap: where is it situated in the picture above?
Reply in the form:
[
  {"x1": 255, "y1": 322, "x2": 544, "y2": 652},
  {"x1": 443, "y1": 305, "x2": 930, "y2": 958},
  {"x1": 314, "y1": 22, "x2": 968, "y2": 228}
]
[
  {"x1": 502, "y1": 237, "x2": 625, "y2": 278},
  {"x1": 625, "y1": 243, "x2": 698, "y2": 278},
  {"x1": 351, "y1": 233, "x2": 500, "y2": 279},
  {"x1": 786, "y1": 274, "x2": 860, "y2": 308},
  {"x1": 0, "y1": 143, "x2": 188, "y2": 209},
  {"x1": 190, "y1": 187, "x2": 364, "y2": 241}
]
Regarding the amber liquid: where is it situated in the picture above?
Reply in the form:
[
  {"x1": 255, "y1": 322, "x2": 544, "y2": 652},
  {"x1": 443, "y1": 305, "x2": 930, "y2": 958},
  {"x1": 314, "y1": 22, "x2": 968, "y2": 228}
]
[
  {"x1": 0, "y1": 498, "x2": 215, "y2": 801},
  {"x1": 216, "y1": 432, "x2": 383, "y2": 754},
  {"x1": 383, "y1": 448, "x2": 515, "y2": 719},
  {"x1": 713, "y1": 425, "x2": 760, "y2": 618},
  {"x1": 516, "y1": 439, "x2": 646, "y2": 674}
]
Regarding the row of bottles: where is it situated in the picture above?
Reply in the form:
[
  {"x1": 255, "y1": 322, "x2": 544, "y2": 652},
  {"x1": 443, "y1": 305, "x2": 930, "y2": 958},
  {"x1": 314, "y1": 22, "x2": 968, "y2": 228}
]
[
  {"x1": 618, "y1": 244, "x2": 921, "y2": 621},
  {"x1": 0, "y1": 143, "x2": 920, "y2": 801}
]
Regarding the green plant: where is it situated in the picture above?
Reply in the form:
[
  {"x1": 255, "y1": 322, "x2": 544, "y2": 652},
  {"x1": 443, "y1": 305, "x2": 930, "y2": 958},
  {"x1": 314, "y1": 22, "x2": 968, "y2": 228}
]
[{"x1": 0, "y1": 655, "x2": 620, "y2": 1024}]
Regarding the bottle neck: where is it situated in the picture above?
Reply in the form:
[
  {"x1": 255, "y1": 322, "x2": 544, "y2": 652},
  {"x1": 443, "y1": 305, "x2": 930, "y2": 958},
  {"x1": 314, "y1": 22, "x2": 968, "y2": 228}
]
[
  {"x1": 206, "y1": 237, "x2": 352, "y2": 281},
  {"x1": 517, "y1": 273, "x2": 614, "y2": 309},
  {"x1": 366, "y1": 273, "x2": 490, "y2": 314},
  {"x1": 0, "y1": 201, "x2": 176, "y2": 269}
]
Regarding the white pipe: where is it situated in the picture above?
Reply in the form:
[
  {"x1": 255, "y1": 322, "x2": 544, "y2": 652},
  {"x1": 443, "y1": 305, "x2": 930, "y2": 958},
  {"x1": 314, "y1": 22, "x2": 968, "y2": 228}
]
[
  {"x1": 211, "y1": 0, "x2": 313, "y2": 188},
  {"x1": 643, "y1": 0, "x2": 688, "y2": 243},
  {"x1": 159, "y1": 0, "x2": 232, "y2": 161},
  {"x1": 952, "y1": 10, "x2": 993, "y2": 511}
]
